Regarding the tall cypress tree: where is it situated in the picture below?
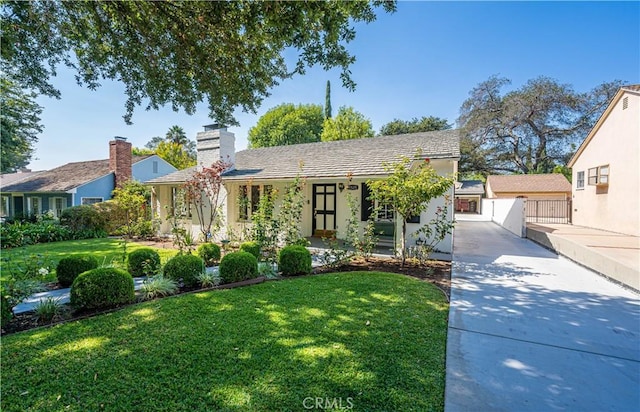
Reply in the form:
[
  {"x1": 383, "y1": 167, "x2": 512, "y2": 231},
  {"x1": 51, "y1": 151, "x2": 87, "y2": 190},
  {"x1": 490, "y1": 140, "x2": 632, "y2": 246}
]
[{"x1": 325, "y1": 80, "x2": 332, "y2": 119}]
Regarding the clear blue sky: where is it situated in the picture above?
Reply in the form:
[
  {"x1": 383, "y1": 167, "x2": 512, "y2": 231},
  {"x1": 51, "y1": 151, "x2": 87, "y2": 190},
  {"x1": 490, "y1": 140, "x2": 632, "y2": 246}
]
[{"x1": 30, "y1": 1, "x2": 640, "y2": 170}]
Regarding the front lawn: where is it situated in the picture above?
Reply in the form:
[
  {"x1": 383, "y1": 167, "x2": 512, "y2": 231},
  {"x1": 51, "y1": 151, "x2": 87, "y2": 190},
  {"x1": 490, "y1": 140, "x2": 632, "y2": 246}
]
[
  {"x1": 0, "y1": 238, "x2": 178, "y2": 282},
  {"x1": 1, "y1": 272, "x2": 448, "y2": 411}
]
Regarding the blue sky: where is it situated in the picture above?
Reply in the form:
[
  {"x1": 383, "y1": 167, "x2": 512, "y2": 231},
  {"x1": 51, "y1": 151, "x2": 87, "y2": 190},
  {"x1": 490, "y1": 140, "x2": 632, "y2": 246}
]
[{"x1": 30, "y1": 1, "x2": 639, "y2": 170}]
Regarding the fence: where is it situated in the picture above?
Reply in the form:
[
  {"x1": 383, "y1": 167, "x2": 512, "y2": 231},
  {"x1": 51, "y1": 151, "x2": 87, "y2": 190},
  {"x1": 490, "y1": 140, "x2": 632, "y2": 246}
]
[{"x1": 525, "y1": 199, "x2": 571, "y2": 224}]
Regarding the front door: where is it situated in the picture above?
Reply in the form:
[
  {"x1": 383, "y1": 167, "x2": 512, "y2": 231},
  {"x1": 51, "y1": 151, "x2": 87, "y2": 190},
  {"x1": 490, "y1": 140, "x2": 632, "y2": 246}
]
[{"x1": 312, "y1": 184, "x2": 336, "y2": 235}]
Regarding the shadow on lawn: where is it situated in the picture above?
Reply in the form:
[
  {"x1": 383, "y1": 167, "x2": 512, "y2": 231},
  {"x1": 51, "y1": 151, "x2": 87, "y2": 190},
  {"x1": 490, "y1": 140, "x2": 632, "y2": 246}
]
[{"x1": 1, "y1": 272, "x2": 448, "y2": 412}]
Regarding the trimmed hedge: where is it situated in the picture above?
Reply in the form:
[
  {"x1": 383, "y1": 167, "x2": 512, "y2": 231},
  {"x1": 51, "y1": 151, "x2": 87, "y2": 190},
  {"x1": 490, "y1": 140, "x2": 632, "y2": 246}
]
[
  {"x1": 70, "y1": 268, "x2": 135, "y2": 310},
  {"x1": 56, "y1": 255, "x2": 100, "y2": 287},
  {"x1": 239, "y1": 241, "x2": 261, "y2": 259},
  {"x1": 219, "y1": 252, "x2": 258, "y2": 284},
  {"x1": 127, "y1": 248, "x2": 161, "y2": 277},
  {"x1": 163, "y1": 254, "x2": 205, "y2": 287},
  {"x1": 279, "y1": 245, "x2": 312, "y2": 276},
  {"x1": 197, "y1": 243, "x2": 221, "y2": 267}
]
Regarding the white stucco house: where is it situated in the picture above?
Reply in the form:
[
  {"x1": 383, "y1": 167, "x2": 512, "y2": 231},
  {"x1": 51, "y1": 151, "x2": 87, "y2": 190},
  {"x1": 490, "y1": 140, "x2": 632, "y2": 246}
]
[
  {"x1": 146, "y1": 125, "x2": 460, "y2": 257},
  {"x1": 568, "y1": 84, "x2": 640, "y2": 237}
]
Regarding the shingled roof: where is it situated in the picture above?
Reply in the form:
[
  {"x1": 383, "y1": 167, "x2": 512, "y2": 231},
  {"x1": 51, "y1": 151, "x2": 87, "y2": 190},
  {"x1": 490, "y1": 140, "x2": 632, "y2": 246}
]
[
  {"x1": 455, "y1": 180, "x2": 485, "y2": 195},
  {"x1": 1, "y1": 156, "x2": 150, "y2": 193},
  {"x1": 149, "y1": 130, "x2": 460, "y2": 184},
  {"x1": 486, "y1": 174, "x2": 571, "y2": 194}
]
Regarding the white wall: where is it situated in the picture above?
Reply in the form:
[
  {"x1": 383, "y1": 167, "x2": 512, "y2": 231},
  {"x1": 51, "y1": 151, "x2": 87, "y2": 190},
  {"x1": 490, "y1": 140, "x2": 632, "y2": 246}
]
[{"x1": 481, "y1": 198, "x2": 526, "y2": 237}]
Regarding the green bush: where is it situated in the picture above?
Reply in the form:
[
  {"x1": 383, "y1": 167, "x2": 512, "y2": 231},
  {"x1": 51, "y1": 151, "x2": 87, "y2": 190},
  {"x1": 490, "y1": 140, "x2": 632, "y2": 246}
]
[
  {"x1": 70, "y1": 268, "x2": 135, "y2": 310},
  {"x1": 56, "y1": 255, "x2": 99, "y2": 287},
  {"x1": 60, "y1": 205, "x2": 107, "y2": 233},
  {"x1": 1, "y1": 294, "x2": 12, "y2": 327},
  {"x1": 163, "y1": 254, "x2": 205, "y2": 287},
  {"x1": 127, "y1": 248, "x2": 161, "y2": 277},
  {"x1": 219, "y1": 252, "x2": 258, "y2": 284},
  {"x1": 279, "y1": 245, "x2": 312, "y2": 276},
  {"x1": 239, "y1": 241, "x2": 261, "y2": 259},
  {"x1": 197, "y1": 243, "x2": 221, "y2": 267}
]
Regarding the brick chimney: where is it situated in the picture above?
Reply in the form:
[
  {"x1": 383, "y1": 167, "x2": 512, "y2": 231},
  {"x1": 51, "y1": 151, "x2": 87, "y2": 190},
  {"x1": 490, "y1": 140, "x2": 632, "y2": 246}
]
[
  {"x1": 109, "y1": 136, "x2": 132, "y2": 188},
  {"x1": 196, "y1": 124, "x2": 235, "y2": 171}
]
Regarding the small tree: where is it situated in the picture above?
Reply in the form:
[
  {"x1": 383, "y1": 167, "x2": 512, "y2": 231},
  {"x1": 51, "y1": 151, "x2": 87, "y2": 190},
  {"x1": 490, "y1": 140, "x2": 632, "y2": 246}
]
[
  {"x1": 183, "y1": 160, "x2": 231, "y2": 241},
  {"x1": 368, "y1": 156, "x2": 455, "y2": 266},
  {"x1": 111, "y1": 180, "x2": 150, "y2": 238},
  {"x1": 278, "y1": 174, "x2": 306, "y2": 246}
]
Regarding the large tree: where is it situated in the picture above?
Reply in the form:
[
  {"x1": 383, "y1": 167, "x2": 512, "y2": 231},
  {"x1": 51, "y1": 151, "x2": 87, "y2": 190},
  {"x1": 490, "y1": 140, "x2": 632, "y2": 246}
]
[
  {"x1": 248, "y1": 103, "x2": 324, "y2": 148},
  {"x1": 379, "y1": 116, "x2": 450, "y2": 136},
  {"x1": 458, "y1": 76, "x2": 622, "y2": 175},
  {"x1": 321, "y1": 106, "x2": 374, "y2": 141},
  {"x1": 0, "y1": 76, "x2": 43, "y2": 173},
  {"x1": 1, "y1": 1, "x2": 396, "y2": 125}
]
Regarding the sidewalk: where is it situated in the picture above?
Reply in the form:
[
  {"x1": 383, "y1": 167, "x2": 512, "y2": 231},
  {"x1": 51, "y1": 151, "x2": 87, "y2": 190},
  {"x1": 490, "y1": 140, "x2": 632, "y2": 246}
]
[{"x1": 445, "y1": 220, "x2": 640, "y2": 411}]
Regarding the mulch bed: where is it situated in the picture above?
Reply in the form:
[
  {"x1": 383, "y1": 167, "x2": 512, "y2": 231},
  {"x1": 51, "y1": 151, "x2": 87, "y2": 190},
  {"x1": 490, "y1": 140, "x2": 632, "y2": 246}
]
[{"x1": 2, "y1": 257, "x2": 450, "y2": 336}]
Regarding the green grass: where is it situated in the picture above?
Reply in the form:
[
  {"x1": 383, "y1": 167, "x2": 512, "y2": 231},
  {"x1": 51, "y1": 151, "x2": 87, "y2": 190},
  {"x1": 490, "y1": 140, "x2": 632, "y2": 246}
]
[
  {"x1": 0, "y1": 238, "x2": 178, "y2": 282},
  {"x1": 1, "y1": 272, "x2": 448, "y2": 412}
]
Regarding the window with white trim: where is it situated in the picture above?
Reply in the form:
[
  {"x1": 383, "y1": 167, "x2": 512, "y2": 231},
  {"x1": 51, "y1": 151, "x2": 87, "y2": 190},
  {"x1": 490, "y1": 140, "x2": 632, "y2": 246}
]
[
  {"x1": 81, "y1": 197, "x2": 103, "y2": 205},
  {"x1": 51, "y1": 197, "x2": 67, "y2": 218},
  {"x1": 588, "y1": 165, "x2": 609, "y2": 186},
  {"x1": 1, "y1": 195, "x2": 10, "y2": 217},
  {"x1": 27, "y1": 197, "x2": 41, "y2": 215},
  {"x1": 238, "y1": 184, "x2": 272, "y2": 221},
  {"x1": 171, "y1": 187, "x2": 191, "y2": 217},
  {"x1": 576, "y1": 171, "x2": 585, "y2": 190}
]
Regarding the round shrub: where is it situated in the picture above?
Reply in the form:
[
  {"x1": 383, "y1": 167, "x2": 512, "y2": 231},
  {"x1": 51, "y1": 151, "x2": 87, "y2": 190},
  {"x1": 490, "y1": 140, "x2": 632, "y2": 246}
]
[
  {"x1": 56, "y1": 255, "x2": 100, "y2": 287},
  {"x1": 163, "y1": 254, "x2": 205, "y2": 287},
  {"x1": 197, "y1": 243, "x2": 221, "y2": 267},
  {"x1": 239, "y1": 241, "x2": 261, "y2": 259},
  {"x1": 219, "y1": 252, "x2": 258, "y2": 284},
  {"x1": 279, "y1": 245, "x2": 312, "y2": 276},
  {"x1": 127, "y1": 248, "x2": 161, "y2": 277},
  {"x1": 70, "y1": 268, "x2": 135, "y2": 310}
]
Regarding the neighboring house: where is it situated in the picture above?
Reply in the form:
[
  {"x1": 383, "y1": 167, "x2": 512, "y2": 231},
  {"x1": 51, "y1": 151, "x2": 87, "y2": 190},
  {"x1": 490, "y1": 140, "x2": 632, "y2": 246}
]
[
  {"x1": 147, "y1": 125, "x2": 460, "y2": 256},
  {"x1": 485, "y1": 174, "x2": 572, "y2": 223},
  {"x1": 486, "y1": 174, "x2": 571, "y2": 200},
  {"x1": 0, "y1": 138, "x2": 177, "y2": 219},
  {"x1": 568, "y1": 84, "x2": 640, "y2": 237},
  {"x1": 454, "y1": 180, "x2": 485, "y2": 214}
]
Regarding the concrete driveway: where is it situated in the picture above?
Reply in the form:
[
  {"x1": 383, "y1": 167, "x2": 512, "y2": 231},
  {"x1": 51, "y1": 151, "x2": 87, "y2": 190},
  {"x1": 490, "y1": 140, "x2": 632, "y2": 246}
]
[{"x1": 445, "y1": 220, "x2": 640, "y2": 411}]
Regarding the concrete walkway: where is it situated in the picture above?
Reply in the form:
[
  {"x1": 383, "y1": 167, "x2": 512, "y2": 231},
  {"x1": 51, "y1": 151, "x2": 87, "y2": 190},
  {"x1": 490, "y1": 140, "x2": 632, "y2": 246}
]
[{"x1": 445, "y1": 220, "x2": 640, "y2": 411}]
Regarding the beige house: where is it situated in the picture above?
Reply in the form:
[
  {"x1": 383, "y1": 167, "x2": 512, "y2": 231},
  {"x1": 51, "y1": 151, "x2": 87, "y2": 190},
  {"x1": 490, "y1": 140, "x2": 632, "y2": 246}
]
[
  {"x1": 147, "y1": 125, "x2": 460, "y2": 256},
  {"x1": 568, "y1": 85, "x2": 640, "y2": 237},
  {"x1": 485, "y1": 174, "x2": 571, "y2": 200}
]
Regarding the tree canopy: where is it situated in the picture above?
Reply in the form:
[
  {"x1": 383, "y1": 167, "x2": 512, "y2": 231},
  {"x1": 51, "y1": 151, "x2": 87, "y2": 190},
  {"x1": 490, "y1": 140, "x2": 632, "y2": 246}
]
[
  {"x1": 379, "y1": 116, "x2": 450, "y2": 136},
  {"x1": 0, "y1": 76, "x2": 43, "y2": 173},
  {"x1": 248, "y1": 103, "x2": 324, "y2": 148},
  {"x1": 1, "y1": 1, "x2": 396, "y2": 125},
  {"x1": 321, "y1": 106, "x2": 374, "y2": 141},
  {"x1": 457, "y1": 76, "x2": 622, "y2": 175}
]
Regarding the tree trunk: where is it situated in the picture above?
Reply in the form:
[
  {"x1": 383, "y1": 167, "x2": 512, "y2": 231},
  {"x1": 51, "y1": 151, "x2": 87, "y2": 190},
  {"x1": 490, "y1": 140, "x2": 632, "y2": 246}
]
[{"x1": 400, "y1": 218, "x2": 407, "y2": 267}]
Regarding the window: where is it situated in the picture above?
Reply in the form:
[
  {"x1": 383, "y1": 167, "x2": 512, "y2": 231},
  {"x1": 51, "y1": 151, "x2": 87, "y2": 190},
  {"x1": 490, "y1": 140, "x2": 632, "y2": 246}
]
[
  {"x1": 377, "y1": 202, "x2": 394, "y2": 221},
  {"x1": 27, "y1": 197, "x2": 41, "y2": 215},
  {"x1": 1, "y1": 196, "x2": 10, "y2": 217},
  {"x1": 171, "y1": 187, "x2": 191, "y2": 217},
  {"x1": 50, "y1": 197, "x2": 67, "y2": 218},
  {"x1": 576, "y1": 171, "x2": 585, "y2": 190},
  {"x1": 153, "y1": 161, "x2": 159, "y2": 174},
  {"x1": 81, "y1": 197, "x2": 103, "y2": 205},
  {"x1": 588, "y1": 165, "x2": 609, "y2": 186},
  {"x1": 238, "y1": 184, "x2": 272, "y2": 221}
]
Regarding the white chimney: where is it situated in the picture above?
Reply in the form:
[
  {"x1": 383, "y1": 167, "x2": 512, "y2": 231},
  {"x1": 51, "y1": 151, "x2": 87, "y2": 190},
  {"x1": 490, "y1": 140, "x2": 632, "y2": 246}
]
[{"x1": 196, "y1": 124, "x2": 236, "y2": 171}]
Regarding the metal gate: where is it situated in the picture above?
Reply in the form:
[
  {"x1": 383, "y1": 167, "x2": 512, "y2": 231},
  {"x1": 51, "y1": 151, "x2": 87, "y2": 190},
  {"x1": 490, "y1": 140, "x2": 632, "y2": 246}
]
[{"x1": 526, "y1": 200, "x2": 572, "y2": 224}]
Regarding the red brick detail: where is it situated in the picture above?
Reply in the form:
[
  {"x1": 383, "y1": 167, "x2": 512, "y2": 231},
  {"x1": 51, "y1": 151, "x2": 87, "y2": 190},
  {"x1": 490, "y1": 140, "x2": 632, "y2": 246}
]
[{"x1": 109, "y1": 139, "x2": 132, "y2": 188}]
